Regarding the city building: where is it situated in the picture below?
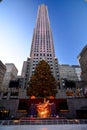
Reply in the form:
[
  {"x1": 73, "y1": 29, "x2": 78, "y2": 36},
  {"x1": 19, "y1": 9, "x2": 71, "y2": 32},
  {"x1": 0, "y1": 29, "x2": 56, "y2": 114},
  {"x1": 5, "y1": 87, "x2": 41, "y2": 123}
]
[
  {"x1": 0, "y1": 4, "x2": 87, "y2": 123},
  {"x1": 22, "y1": 4, "x2": 60, "y2": 89},
  {"x1": 72, "y1": 65, "x2": 81, "y2": 81},
  {"x1": 2, "y1": 63, "x2": 18, "y2": 90},
  {"x1": 0, "y1": 60, "x2": 6, "y2": 90},
  {"x1": 59, "y1": 64, "x2": 81, "y2": 88},
  {"x1": 17, "y1": 75, "x2": 24, "y2": 89},
  {"x1": 78, "y1": 45, "x2": 87, "y2": 83},
  {"x1": 59, "y1": 64, "x2": 80, "y2": 81},
  {"x1": 21, "y1": 58, "x2": 31, "y2": 89}
]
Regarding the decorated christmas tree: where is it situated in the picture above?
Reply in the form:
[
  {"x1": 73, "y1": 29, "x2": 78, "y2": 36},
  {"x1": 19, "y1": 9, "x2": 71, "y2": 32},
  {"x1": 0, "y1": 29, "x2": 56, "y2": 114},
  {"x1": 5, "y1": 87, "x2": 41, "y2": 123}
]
[{"x1": 27, "y1": 60, "x2": 58, "y2": 97}]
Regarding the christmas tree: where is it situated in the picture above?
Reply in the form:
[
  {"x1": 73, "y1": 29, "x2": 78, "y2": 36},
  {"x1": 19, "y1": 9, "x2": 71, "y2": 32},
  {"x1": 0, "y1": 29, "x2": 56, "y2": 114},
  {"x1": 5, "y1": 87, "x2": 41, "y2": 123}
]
[{"x1": 27, "y1": 60, "x2": 58, "y2": 97}]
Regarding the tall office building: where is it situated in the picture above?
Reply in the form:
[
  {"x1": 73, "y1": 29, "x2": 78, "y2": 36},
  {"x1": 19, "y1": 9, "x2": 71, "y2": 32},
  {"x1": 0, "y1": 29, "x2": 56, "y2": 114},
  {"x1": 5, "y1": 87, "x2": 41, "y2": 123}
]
[{"x1": 22, "y1": 4, "x2": 60, "y2": 88}]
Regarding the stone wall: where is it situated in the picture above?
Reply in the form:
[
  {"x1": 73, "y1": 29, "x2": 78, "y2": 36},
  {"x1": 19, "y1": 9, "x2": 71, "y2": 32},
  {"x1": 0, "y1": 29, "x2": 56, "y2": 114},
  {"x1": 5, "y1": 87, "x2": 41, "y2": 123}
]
[
  {"x1": 0, "y1": 98, "x2": 87, "y2": 119},
  {"x1": 0, "y1": 99, "x2": 19, "y2": 117},
  {"x1": 67, "y1": 98, "x2": 87, "y2": 118}
]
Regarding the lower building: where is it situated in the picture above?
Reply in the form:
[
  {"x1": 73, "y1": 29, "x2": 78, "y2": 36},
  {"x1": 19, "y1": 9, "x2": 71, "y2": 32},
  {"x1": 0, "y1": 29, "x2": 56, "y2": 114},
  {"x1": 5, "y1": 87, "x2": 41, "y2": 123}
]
[
  {"x1": 59, "y1": 64, "x2": 81, "y2": 88},
  {"x1": 0, "y1": 60, "x2": 6, "y2": 90},
  {"x1": 2, "y1": 63, "x2": 18, "y2": 90},
  {"x1": 78, "y1": 45, "x2": 87, "y2": 84}
]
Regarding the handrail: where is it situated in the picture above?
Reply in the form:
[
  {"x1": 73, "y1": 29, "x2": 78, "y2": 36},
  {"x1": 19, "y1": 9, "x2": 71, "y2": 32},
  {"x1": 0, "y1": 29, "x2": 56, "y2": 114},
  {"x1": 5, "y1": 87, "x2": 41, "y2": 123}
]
[{"x1": 0, "y1": 119, "x2": 87, "y2": 125}]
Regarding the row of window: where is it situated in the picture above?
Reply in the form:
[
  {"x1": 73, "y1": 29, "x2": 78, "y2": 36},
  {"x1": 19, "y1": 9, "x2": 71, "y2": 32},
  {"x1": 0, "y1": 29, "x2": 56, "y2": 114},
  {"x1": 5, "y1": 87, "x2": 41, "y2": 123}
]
[
  {"x1": 34, "y1": 53, "x2": 52, "y2": 57},
  {"x1": 34, "y1": 50, "x2": 51, "y2": 53}
]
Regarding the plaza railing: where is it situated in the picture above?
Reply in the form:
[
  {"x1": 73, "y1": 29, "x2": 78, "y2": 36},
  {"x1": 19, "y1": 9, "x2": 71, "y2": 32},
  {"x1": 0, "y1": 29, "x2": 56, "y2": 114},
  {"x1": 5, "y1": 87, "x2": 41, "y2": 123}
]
[{"x1": 0, "y1": 118, "x2": 87, "y2": 125}]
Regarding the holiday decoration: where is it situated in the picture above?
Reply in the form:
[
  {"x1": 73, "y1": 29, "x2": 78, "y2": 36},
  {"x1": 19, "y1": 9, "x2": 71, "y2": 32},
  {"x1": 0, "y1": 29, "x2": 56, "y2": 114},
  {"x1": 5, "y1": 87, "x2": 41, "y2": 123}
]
[{"x1": 27, "y1": 60, "x2": 58, "y2": 97}]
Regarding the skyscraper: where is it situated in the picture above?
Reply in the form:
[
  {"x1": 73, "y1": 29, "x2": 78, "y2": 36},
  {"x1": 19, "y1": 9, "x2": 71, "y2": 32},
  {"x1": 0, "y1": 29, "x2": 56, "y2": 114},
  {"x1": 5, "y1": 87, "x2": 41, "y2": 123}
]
[{"x1": 22, "y1": 4, "x2": 60, "y2": 89}]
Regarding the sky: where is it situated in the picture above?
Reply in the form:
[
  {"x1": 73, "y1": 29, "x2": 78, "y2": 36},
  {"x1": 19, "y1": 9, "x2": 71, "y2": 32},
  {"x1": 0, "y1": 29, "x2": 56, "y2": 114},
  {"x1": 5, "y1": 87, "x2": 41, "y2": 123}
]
[{"x1": 0, "y1": 0, "x2": 87, "y2": 75}]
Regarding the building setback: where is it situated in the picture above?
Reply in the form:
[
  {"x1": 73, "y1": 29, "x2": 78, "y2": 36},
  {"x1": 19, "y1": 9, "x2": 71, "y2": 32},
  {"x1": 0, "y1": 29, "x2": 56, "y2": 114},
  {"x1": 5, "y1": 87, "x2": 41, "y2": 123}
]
[{"x1": 22, "y1": 4, "x2": 60, "y2": 89}]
